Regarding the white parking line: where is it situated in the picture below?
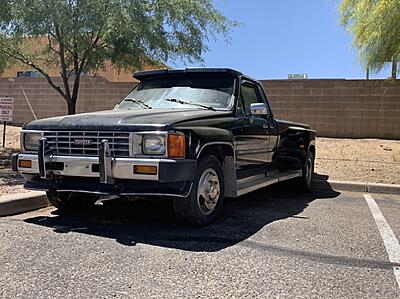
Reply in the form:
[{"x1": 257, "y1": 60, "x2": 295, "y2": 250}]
[{"x1": 364, "y1": 194, "x2": 400, "y2": 289}]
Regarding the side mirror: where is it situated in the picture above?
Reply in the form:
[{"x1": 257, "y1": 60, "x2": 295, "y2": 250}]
[{"x1": 250, "y1": 103, "x2": 269, "y2": 117}]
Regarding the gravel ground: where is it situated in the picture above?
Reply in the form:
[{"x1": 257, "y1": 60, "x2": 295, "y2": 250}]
[
  {"x1": 0, "y1": 125, "x2": 399, "y2": 195},
  {"x1": 0, "y1": 171, "x2": 26, "y2": 195},
  {"x1": 0, "y1": 125, "x2": 26, "y2": 195},
  {"x1": 316, "y1": 138, "x2": 400, "y2": 185}
]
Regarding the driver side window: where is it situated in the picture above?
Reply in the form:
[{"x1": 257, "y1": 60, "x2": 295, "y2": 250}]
[{"x1": 238, "y1": 82, "x2": 261, "y2": 116}]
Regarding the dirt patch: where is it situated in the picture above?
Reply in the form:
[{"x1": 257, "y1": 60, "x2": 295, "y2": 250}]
[
  {"x1": 315, "y1": 138, "x2": 400, "y2": 185},
  {"x1": 0, "y1": 125, "x2": 399, "y2": 195},
  {"x1": 0, "y1": 125, "x2": 25, "y2": 195},
  {"x1": 0, "y1": 124, "x2": 21, "y2": 149}
]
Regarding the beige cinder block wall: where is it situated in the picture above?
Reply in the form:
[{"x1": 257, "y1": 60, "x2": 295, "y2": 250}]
[
  {"x1": 0, "y1": 77, "x2": 399, "y2": 139},
  {"x1": 0, "y1": 77, "x2": 134, "y2": 125},
  {"x1": 263, "y1": 79, "x2": 400, "y2": 139}
]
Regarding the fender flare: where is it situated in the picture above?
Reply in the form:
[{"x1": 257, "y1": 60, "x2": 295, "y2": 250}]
[{"x1": 195, "y1": 141, "x2": 237, "y2": 198}]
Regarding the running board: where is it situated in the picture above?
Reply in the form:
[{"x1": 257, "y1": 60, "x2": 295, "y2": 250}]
[{"x1": 237, "y1": 170, "x2": 302, "y2": 197}]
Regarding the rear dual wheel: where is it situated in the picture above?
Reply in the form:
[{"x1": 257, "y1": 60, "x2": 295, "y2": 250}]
[
  {"x1": 297, "y1": 150, "x2": 314, "y2": 192},
  {"x1": 173, "y1": 156, "x2": 224, "y2": 227}
]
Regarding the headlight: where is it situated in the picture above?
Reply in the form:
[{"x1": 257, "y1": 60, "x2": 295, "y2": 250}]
[
  {"x1": 23, "y1": 133, "x2": 42, "y2": 151},
  {"x1": 142, "y1": 135, "x2": 166, "y2": 155}
]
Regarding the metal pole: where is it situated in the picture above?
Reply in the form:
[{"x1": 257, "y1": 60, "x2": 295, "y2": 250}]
[
  {"x1": 20, "y1": 85, "x2": 37, "y2": 120},
  {"x1": 2, "y1": 121, "x2": 6, "y2": 148}
]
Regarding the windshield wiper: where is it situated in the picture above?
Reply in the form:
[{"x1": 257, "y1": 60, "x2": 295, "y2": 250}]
[
  {"x1": 164, "y1": 98, "x2": 216, "y2": 111},
  {"x1": 123, "y1": 98, "x2": 152, "y2": 109}
]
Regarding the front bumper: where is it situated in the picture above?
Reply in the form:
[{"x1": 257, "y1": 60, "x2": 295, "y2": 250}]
[{"x1": 12, "y1": 153, "x2": 197, "y2": 197}]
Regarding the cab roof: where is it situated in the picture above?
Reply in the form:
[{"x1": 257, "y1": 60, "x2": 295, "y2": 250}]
[{"x1": 133, "y1": 68, "x2": 243, "y2": 81}]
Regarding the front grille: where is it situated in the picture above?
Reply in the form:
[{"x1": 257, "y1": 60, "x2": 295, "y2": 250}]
[{"x1": 43, "y1": 131, "x2": 130, "y2": 157}]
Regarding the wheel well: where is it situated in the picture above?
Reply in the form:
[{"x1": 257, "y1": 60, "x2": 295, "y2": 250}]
[
  {"x1": 197, "y1": 143, "x2": 237, "y2": 198},
  {"x1": 197, "y1": 144, "x2": 234, "y2": 165}
]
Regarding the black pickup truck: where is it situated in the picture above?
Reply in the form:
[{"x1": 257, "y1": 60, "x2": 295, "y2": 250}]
[{"x1": 12, "y1": 68, "x2": 315, "y2": 226}]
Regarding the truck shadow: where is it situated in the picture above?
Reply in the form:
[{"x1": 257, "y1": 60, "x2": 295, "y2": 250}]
[{"x1": 24, "y1": 176, "x2": 340, "y2": 252}]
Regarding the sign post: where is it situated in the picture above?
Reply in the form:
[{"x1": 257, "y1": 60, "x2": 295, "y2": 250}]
[{"x1": 0, "y1": 97, "x2": 14, "y2": 148}]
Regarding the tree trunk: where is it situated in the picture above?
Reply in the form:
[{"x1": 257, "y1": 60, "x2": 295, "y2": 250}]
[
  {"x1": 392, "y1": 58, "x2": 397, "y2": 79},
  {"x1": 67, "y1": 73, "x2": 81, "y2": 115},
  {"x1": 67, "y1": 100, "x2": 76, "y2": 115},
  {"x1": 366, "y1": 67, "x2": 370, "y2": 80}
]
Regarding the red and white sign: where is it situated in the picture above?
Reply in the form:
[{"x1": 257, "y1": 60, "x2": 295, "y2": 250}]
[{"x1": 0, "y1": 97, "x2": 14, "y2": 122}]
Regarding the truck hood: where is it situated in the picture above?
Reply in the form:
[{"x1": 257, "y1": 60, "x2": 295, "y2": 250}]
[{"x1": 23, "y1": 108, "x2": 232, "y2": 131}]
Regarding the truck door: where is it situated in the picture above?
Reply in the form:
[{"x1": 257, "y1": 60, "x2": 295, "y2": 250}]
[
  {"x1": 257, "y1": 84, "x2": 279, "y2": 162},
  {"x1": 234, "y1": 80, "x2": 270, "y2": 178}
]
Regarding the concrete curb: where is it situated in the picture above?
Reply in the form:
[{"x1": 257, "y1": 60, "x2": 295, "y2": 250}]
[
  {"x1": 0, "y1": 191, "x2": 49, "y2": 217},
  {"x1": 314, "y1": 180, "x2": 400, "y2": 195}
]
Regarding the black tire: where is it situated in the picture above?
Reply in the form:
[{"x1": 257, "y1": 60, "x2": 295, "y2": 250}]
[
  {"x1": 297, "y1": 150, "x2": 314, "y2": 192},
  {"x1": 46, "y1": 191, "x2": 98, "y2": 211},
  {"x1": 173, "y1": 156, "x2": 225, "y2": 227}
]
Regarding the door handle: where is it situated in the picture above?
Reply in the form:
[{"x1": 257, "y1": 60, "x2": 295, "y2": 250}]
[{"x1": 262, "y1": 123, "x2": 270, "y2": 133}]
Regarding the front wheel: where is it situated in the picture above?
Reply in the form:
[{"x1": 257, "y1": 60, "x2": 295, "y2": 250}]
[{"x1": 173, "y1": 156, "x2": 224, "y2": 226}]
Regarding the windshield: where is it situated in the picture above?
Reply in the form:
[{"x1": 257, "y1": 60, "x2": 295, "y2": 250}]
[{"x1": 116, "y1": 75, "x2": 235, "y2": 110}]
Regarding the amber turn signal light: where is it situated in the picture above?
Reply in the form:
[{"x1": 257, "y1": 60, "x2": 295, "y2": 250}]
[
  {"x1": 134, "y1": 165, "x2": 158, "y2": 175},
  {"x1": 19, "y1": 160, "x2": 32, "y2": 168},
  {"x1": 168, "y1": 133, "x2": 185, "y2": 158}
]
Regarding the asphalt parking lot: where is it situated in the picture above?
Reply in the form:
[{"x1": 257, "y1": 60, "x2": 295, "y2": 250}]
[{"x1": 1, "y1": 183, "x2": 399, "y2": 298}]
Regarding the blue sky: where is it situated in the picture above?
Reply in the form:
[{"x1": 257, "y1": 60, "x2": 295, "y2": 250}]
[{"x1": 174, "y1": 0, "x2": 392, "y2": 80}]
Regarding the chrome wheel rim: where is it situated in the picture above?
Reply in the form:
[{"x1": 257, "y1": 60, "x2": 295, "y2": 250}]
[
  {"x1": 197, "y1": 168, "x2": 220, "y2": 216},
  {"x1": 305, "y1": 157, "x2": 313, "y2": 185}
]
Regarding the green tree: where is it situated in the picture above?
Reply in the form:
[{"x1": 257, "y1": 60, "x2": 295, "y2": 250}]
[
  {"x1": 0, "y1": 45, "x2": 9, "y2": 74},
  {"x1": 340, "y1": 0, "x2": 400, "y2": 79},
  {"x1": 0, "y1": 0, "x2": 235, "y2": 114}
]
